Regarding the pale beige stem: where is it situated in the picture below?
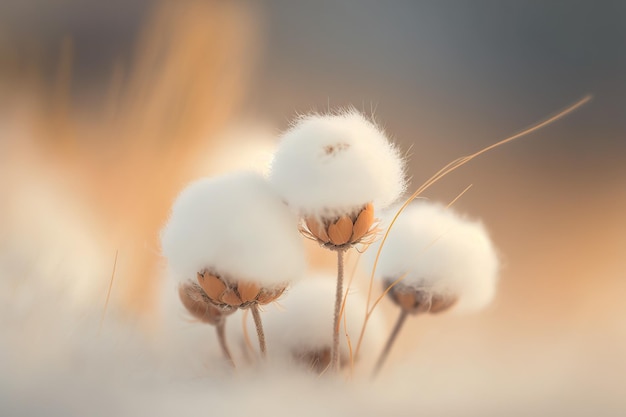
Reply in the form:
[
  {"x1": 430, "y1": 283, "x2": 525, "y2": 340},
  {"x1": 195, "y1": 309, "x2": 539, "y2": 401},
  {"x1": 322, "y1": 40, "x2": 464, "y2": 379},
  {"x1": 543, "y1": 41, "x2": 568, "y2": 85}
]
[
  {"x1": 216, "y1": 319, "x2": 235, "y2": 367},
  {"x1": 372, "y1": 309, "x2": 408, "y2": 378},
  {"x1": 330, "y1": 248, "x2": 346, "y2": 371},
  {"x1": 251, "y1": 303, "x2": 266, "y2": 357}
]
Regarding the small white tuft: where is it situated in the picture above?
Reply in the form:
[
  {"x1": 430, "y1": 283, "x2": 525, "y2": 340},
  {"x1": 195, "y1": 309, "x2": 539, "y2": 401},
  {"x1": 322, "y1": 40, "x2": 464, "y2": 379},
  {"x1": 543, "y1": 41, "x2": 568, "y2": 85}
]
[
  {"x1": 269, "y1": 110, "x2": 406, "y2": 217},
  {"x1": 365, "y1": 201, "x2": 500, "y2": 312},
  {"x1": 260, "y1": 275, "x2": 385, "y2": 366},
  {"x1": 160, "y1": 171, "x2": 306, "y2": 288}
]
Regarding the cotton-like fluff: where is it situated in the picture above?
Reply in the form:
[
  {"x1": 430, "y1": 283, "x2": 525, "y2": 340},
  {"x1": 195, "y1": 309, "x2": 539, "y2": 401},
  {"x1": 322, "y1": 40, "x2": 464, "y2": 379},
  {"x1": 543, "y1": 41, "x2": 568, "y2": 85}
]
[
  {"x1": 160, "y1": 172, "x2": 306, "y2": 300},
  {"x1": 258, "y1": 275, "x2": 385, "y2": 371},
  {"x1": 269, "y1": 110, "x2": 406, "y2": 217},
  {"x1": 365, "y1": 201, "x2": 499, "y2": 313}
]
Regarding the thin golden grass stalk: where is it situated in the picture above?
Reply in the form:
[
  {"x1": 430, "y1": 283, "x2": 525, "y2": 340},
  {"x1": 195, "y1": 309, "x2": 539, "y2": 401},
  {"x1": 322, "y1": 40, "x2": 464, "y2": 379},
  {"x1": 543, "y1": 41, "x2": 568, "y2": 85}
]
[
  {"x1": 370, "y1": 185, "x2": 485, "y2": 376},
  {"x1": 447, "y1": 184, "x2": 473, "y2": 208},
  {"x1": 241, "y1": 308, "x2": 255, "y2": 364},
  {"x1": 343, "y1": 301, "x2": 355, "y2": 379},
  {"x1": 353, "y1": 94, "x2": 592, "y2": 359},
  {"x1": 98, "y1": 250, "x2": 118, "y2": 335}
]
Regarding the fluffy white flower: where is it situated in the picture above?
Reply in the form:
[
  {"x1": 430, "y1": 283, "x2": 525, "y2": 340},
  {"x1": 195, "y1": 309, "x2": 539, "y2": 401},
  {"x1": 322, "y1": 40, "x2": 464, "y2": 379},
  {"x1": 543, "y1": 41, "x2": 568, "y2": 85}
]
[
  {"x1": 365, "y1": 201, "x2": 499, "y2": 312},
  {"x1": 160, "y1": 171, "x2": 306, "y2": 288},
  {"x1": 268, "y1": 110, "x2": 406, "y2": 217},
  {"x1": 259, "y1": 275, "x2": 385, "y2": 368}
]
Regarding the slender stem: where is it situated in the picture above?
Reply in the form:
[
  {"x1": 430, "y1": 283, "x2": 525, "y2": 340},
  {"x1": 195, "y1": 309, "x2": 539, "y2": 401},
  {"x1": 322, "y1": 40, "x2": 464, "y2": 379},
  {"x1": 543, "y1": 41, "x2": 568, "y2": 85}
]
[
  {"x1": 251, "y1": 303, "x2": 266, "y2": 357},
  {"x1": 372, "y1": 309, "x2": 408, "y2": 378},
  {"x1": 330, "y1": 248, "x2": 346, "y2": 371},
  {"x1": 216, "y1": 319, "x2": 235, "y2": 367},
  {"x1": 98, "y1": 250, "x2": 118, "y2": 335},
  {"x1": 240, "y1": 309, "x2": 254, "y2": 365}
]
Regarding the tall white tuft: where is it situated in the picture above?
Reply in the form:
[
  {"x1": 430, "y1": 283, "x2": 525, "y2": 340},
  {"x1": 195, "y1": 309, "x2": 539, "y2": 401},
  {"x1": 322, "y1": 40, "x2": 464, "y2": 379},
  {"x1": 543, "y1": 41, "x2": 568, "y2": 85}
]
[
  {"x1": 160, "y1": 171, "x2": 306, "y2": 288},
  {"x1": 365, "y1": 201, "x2": 500, "y2": 312},
  {"x1": 268, "y1": 110, "x2": 406, "y2": 217}
]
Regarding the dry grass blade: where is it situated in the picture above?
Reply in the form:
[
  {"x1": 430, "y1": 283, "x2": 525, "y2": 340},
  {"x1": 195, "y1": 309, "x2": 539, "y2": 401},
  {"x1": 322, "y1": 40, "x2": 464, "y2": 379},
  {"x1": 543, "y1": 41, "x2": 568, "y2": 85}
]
[
  {"x1": 241, "y1": 308, "x2": 255, "y2": 361},
  {"x1": 353, "y1": 94, "x2": 592, "y2": 359},
  {"x1": 447, "y1": 184, "x2": 473, "y2": 208},
  {"x1": 98, "y1": 250, "x2": 118, "y2": 335},
  {"x1": 343, "y1": 304, "x2": 355, "y2": 379}
]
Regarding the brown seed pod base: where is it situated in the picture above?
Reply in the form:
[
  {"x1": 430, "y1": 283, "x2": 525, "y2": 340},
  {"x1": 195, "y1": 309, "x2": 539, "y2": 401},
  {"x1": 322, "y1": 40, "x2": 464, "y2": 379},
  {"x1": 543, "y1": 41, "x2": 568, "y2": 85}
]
[
  {"x1": 294, "y1": 347, "x2": 348, "y2": 373},
  {"x1": 197, "y1": 271, "x2": 286, "y2": 309},
  {"x1": 303, "y1": 202, "x2": 377, "y2": 249},
  {"x1": 384, "y1": 280, "x2": 457, "y2": 315},
  {"x1": 178, "y1": 282, "x2": 235, "y2": 325}
]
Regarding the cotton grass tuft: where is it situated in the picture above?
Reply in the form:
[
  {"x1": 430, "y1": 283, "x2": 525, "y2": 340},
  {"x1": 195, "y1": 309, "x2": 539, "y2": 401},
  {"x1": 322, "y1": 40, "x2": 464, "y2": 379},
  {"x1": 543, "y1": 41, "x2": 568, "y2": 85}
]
[
  {"x1": 367, "y1": 201, "x2": 500, "y2": 313},
  {"x1": 160, "y1": 171, "x2": 306, "y2": 288},
  {"x1": 257, "y1": 275, "x2": 385, "y2": 371},
  {"x1": 269, "y1": 110, "x2": 406, "y2": 217}
]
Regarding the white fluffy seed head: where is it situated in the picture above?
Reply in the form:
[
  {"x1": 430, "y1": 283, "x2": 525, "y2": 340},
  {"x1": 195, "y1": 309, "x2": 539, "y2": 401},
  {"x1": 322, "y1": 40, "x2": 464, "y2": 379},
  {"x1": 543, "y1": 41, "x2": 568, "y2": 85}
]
[
  {"x1": 365, "y1": 201, "x2": 500, "y2": 312},
  {"x1": 269, "y1": 110, "x2": 406, "y2": 217},
  {"x1": 160, "y1": 171, "x2": 306, "y2": 288},
  {"x1": 260, "y1": 275, "x2": 385, "y2": 365}
]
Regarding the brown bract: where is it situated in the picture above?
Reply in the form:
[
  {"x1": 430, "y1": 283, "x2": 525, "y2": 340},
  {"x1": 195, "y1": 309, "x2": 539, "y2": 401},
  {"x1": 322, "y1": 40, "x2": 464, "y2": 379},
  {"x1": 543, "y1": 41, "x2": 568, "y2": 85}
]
[
  {"x1": 303, "y1": 203, "x2": 377, "y2": 249},
  {"x1": 294, "y1": 347, "x2": 348, "y2": 373},
  {"x1": 385, "y1": 280, "x2": 457, "y2": 315},
  {"x1": 197, "y1": 271, "x2": 286, "y2": 309},
  {"x1": 178, "y1": 282, "x2": 234, "y2": 325}
]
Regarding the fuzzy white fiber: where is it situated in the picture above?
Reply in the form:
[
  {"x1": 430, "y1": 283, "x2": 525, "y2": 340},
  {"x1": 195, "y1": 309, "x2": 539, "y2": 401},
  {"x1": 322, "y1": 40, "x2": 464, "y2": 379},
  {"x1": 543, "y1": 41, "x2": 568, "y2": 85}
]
[
  {"x1": 268, "y1": 110, "x2": 406, "y2": 216},
  {"x1": 257, "y1": 275, "x2": 385, "y2": 367},
  {"x1": 160, "y1": 171, "x2": 306, "y2": 287},
  {"x1": 365, "y1": 201, "x2": 499, "y2": 312},
  {"x1": 2, "y1": 230, "x2": 623, "y2": 416}
]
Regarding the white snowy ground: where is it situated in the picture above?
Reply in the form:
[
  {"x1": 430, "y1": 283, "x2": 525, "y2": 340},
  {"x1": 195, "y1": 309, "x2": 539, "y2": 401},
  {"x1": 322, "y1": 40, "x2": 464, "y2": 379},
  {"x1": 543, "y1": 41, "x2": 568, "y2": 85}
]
[{"x1": 2, "y1": 251, "x2": 625, "y2": 417}]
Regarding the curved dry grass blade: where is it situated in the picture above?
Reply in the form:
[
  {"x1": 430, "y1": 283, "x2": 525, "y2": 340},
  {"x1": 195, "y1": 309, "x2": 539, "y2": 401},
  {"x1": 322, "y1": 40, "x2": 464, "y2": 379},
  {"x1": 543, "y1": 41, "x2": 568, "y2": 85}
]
[
  {"x1": 98, "y1": 250, "x2": 118, "y2": 335},
  {"x1": 241, "y1": 308, "x2": 255, "y2": 362},
  {"x1": 354, "y1": 94, "x2": 592, "y2": 359},
  {"x1": 343, "y1": 301, "x2": 355, "y2": 379},
  {"x1": 447, "y1": 184, "x2": 473, "y2": 208}
]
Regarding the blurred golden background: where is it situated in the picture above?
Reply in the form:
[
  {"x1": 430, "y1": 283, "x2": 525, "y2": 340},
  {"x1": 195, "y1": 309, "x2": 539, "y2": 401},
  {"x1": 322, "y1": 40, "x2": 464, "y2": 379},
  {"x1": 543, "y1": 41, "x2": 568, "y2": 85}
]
[{"x1": 1, "y1": 0, "x2": 625, "y2": 413}]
